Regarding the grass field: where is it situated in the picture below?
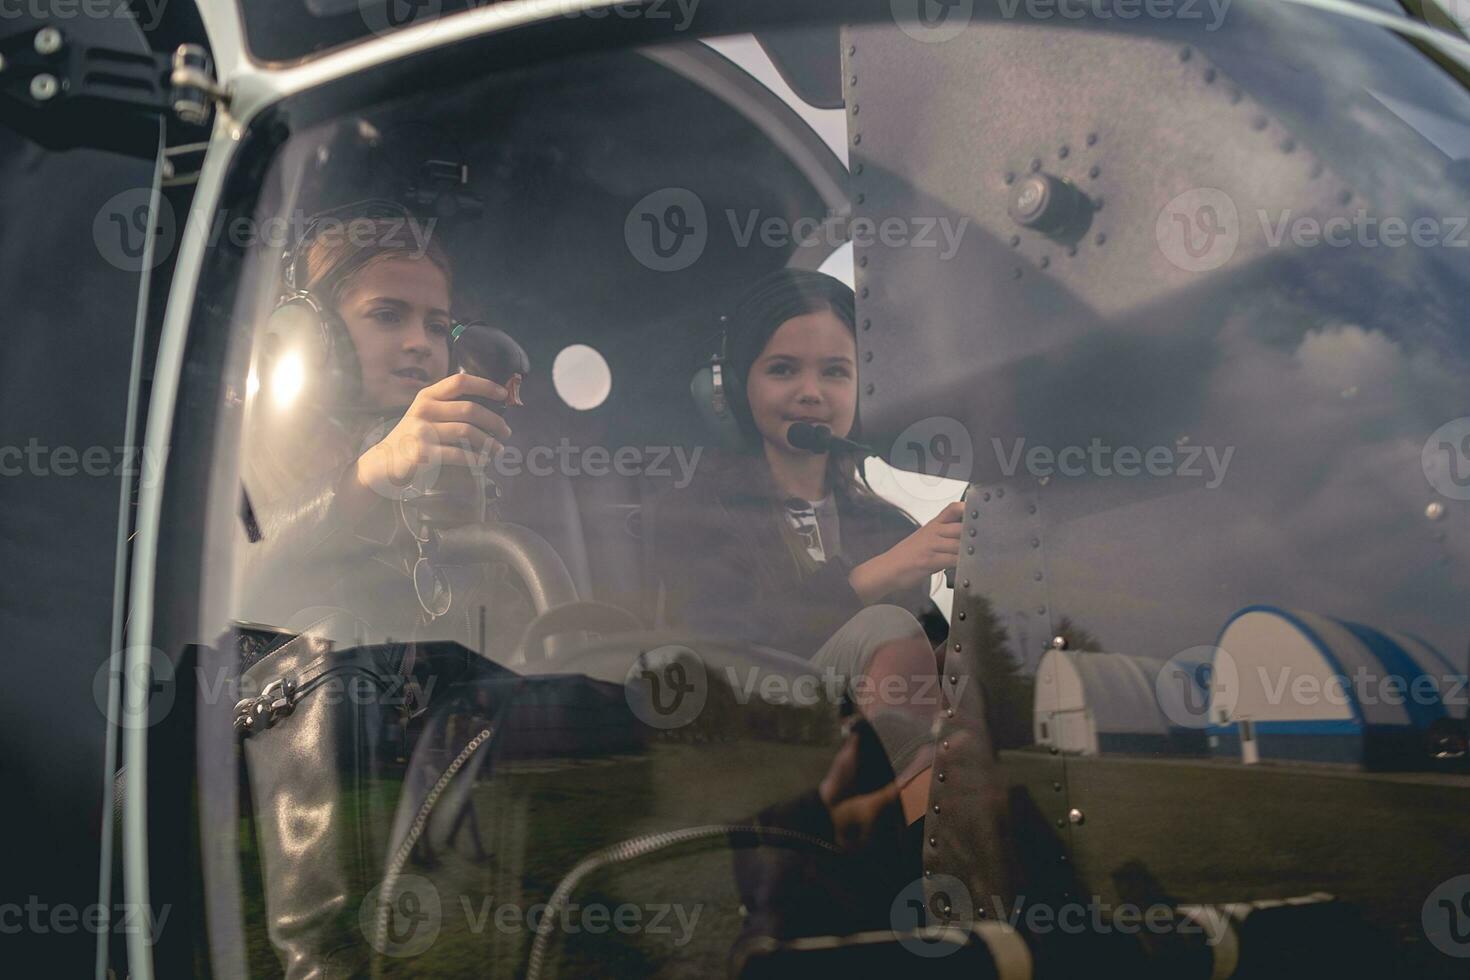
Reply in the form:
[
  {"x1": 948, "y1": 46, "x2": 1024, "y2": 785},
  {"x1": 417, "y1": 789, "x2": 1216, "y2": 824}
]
[{"x1": 237, "y1": 742, "x2": 1470, "y2": 978}]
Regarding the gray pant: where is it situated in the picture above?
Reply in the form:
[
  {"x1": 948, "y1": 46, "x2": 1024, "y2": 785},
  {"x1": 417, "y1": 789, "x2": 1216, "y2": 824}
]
[{"x1": 810, "y1": 604, "x2": 936, "y2": 775}]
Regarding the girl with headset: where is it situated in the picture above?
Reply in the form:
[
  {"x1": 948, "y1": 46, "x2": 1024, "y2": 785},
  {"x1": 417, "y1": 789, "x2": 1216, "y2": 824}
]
[
  {"x1": 655, "y1": 268, "x2": 962, "y2": 828},
  {"x1": 241, "y1": 204, "x2": 516, "y2": 637}
]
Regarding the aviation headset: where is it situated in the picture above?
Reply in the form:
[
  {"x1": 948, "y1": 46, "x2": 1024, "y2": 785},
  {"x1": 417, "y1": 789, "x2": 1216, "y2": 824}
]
[{"x1": 263, "y1": 199, "x2": 464, "y2": 410}]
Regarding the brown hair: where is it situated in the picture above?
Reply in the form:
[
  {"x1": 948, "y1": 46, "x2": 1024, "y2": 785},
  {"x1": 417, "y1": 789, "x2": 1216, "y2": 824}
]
[{"x1": 299, "y1": 214, "x2": 453, "y2": 309}]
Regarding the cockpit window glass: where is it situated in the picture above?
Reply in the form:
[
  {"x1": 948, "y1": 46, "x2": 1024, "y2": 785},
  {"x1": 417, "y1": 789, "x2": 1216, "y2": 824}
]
[{"x1": 176, "y1": 6, "x2": 1470, "y2": 977}]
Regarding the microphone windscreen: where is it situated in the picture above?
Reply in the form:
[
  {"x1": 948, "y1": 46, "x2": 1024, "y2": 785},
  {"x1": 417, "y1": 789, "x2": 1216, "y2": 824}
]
[{"x1": 787, "y1": 422, "x2": 833, "y2": 453}]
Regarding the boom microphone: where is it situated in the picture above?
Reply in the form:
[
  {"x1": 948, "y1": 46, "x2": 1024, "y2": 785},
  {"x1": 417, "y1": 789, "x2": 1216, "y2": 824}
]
[{"x1": 787, "y1": 422, "x2": 872, "y2": 456}]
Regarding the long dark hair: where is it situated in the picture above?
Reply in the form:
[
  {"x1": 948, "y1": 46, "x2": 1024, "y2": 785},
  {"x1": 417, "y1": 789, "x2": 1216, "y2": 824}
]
[{"x1": 723, "y1": 268, "x2": 904, "y2": 517}]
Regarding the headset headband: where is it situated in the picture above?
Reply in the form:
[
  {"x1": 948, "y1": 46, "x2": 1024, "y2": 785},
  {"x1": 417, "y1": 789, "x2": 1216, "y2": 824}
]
[{"x1": 280, "y1": 198, "x2": 417, "y2": 300}]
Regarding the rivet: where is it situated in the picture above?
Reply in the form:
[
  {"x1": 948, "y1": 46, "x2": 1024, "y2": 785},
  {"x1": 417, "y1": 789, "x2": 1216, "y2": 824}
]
[
  {"x1": 961, "y1": 579, "x2": 970, "y2": 589},
  {"x1": 948, "y1": 675, "x2": 958, "y2": 685},
  {"x1": 932, "y1": 805, "x2": 941, "y2": 815},
  {"x1": 1093, "y1": 196, "x2": 1105, "y2": 211},
  {"x1": 851, "y1": 103, "x2": 860, "y2": 115},
  {"x1": 967, "y1": 545, "x2": 974, "y2": 555},
  {"x1": 859, "y1": 256, "x2": 869, "y2": 268},
  {"x1": 1068, "y1": 808, "x2": 1085, "y2": 825},
  {"x1": 929, "y1": 837, "x2": 938, "y2": 847},
  {"x1": 34, "y1": 27, "x2": 63, "y2": 55},
  {"x1": 1056, "y1": 818, "x2": 1066, "y2": 828},
  {"x1": 864, "y1": 351, "x2": 874, "y2": 363},
  {"x1": 1049, "y1": 746, "x2": 1059, "y2": 755},
  {"x1": 1094, "y1": 232, "x2": 1107, "y2": 246},
  {"x1": 1086, "y1": 132, "x2": 1098, "y2": 146},
  {"x1": 1058, "y1": 145, "x2": 1070, "y2": 159},
  {"x1": 1031, "y1": 537, "x2": 1040, "y2": 548},
  {"x1": 1180, "y1": 46, "x2": 1192, "y2": 61},
  {"x1": 942, "y1": 740, "x2": 950, "y2": 751},
  {"x1": 1029, "y1": 158, "x2": 1042, "y2": 172},
  {"x1": 968, "y1": 527, "x2": 976, "y2": 537},
  {"x1": 865, "y1": 383, "x2": 875, "y2": 395},
  {"x1": 853, "y1": 133, "x2": 862, "y2": 145},
  {"x1": 969, "y1": 509, "x2": 978, "y2": 518},
  {"x1": 1252, "y1": 114, "x2": 1268, "y2": 131},
  {"x1": 1280, "y1": 138, "x2": 1296, "y2": 153},
  {"x1": 937, "y1": 772, "x2": 946, "y2": 782},
  {"x1": 946, "y1": 708, "x2": 955, "y2": 718},
  {"x1": 861, "y1": 286, "x2": 870, "y2": 298},
  {"x1": 1033, "y1": 571, "x2": 1043, "y2": 581},
  {"x1": 1053, "y1": 782, "x2": 1063, "y2": 791},
  {"x1": 1203, "y1": 68, "x2": 1217, "y2": 84},
  {"x1": 1037, "y1": 606, "x2": 1046, "y2": 615},
  {"x1": 1004, "y1": 171, "x2": 1016, "y2": 185},
  {"x1": 953, "y1": 643, "x2": 961, "y2": 652},
  {"x1": 1009, "y1": 234, "x2": 1021, "y2": 248},
  {"x1": 1012, "y1": 267, "x2": 1023, "y2": 280},
  {"x1": 850, "y1": 75, "x2": 858, "y2": 86},
  {"x1": 982, "y1": 492, "x2": 991, "y2": 501},
  {"x1": 957, "y1": 611, "x2": 966, "y2": 621},
  {"x1": 856, "y1": 192, "x2": 866, "y2": 204},
  {"x1": 29, "y1": 74, "x2": 59, "y2": 101},
  {"x1": 1338, "y1": 189, "x2": 1352, "y2": 205},
  {"x1": 1039, "y1": 256, "x2": 1050, "y2": 269},
  {"x1": 1089, "y1": 164, "x2": 1100, "y2": 179},
  {"x1": 1067, "y1": 244, "x2": 1078, "y2": 257},
  {"x1": 996, "y1": 487, "x2": 1004, "y2": 498},
  {"x1": 862, "y1": 318, "x2": 871, "y2": 330},
  {"x1": 1027, "y1": 504, "x2": 1037, "y2": 514}
]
